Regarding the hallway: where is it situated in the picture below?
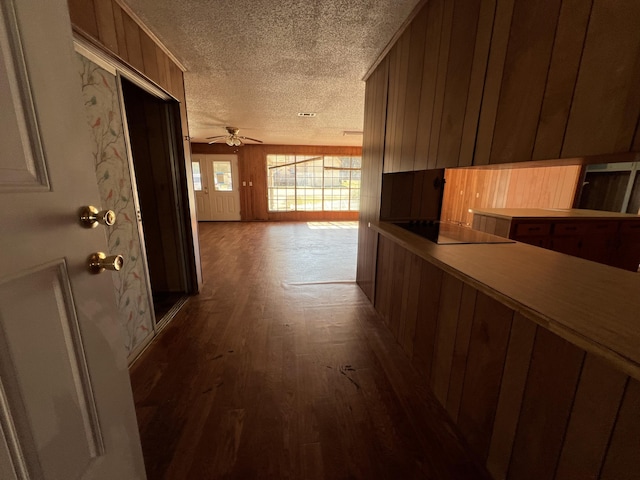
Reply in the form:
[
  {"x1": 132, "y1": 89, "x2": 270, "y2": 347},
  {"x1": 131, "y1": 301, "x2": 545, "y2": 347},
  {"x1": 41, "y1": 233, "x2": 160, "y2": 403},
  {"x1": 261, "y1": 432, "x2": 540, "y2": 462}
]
[{"x1": 130, "y1": 222, "x2": 490, "y2": 479}]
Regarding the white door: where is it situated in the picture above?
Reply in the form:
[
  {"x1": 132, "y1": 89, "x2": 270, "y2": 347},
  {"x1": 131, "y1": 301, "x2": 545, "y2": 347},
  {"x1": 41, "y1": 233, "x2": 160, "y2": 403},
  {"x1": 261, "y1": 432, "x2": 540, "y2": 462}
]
[
  {"x1": 0, "y1": 1, "x2": 146, "y2": 479},
  {"x1": 195, "y1": 154, "x2": 241, "y2": 221},
  {"x1": 191, "y1": 154, "x2": 212, "y2": 220}
]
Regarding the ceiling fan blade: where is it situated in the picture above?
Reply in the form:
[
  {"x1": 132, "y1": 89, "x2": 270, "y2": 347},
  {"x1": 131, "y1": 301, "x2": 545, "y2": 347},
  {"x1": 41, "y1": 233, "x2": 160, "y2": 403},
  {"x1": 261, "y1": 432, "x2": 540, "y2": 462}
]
[
  {"x1": 238, "y1": 136, "x2": 263, "y2": 143},
  {"x1": 208, "y1": 138, "x2": 225, "y2": 144},
  {"x1": 205, "y1": 135, "x2": 225, "y2": 139}
]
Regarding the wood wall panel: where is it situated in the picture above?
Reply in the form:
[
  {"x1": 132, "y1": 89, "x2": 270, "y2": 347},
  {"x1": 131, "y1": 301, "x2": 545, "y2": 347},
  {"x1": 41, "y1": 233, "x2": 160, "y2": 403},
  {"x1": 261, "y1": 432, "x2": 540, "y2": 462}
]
[
  {"x1": 140, "y1": 33, "x2": 160, "y2": 82},
  {"x1": 356, "y1": 58, "x2": 389, "y2": 300},
  {"x1": 399, "y1": 10, "x2": 428, "y2": 173},
  {"x1": 486, "y1": 314, "x2": 536, "y2": 480},
  {"x1": 600, "y1": 378, "x2": 640, "y2": 480},
  {"x1": 384, "y1": 31, "x2": 411, "y2": 173},
  {"x1": 458, "y1": 0, "x2": 496, "y2": 167},
  {"x1": 112, "y1": 3, "x2": 128, "y2": 62},
  {"x1": 411, "y1": 260, "x2": 443, "y2": 382},
  {"x1": 555, "y1": 354, "x2": 628, "y2": 480},
  {"x1": 67, "y1": 0, "x2": 99, "y2": 39},
  {"x1": 531, "y1": 0, "x2": 593, "y2": 160},
  {"x1": 457, "y1": 292, "x2": 513, "y2": 460},
  {"x1": 93, "y1": 0, "x2": 118, "y2": 54},
  {"x1": 489, "y1": 0, "x2": 563, "y2": 164},
  {"x1": 430, "y1": 274, "x2": 463, "y2": 404},
  {"x1": 397, "y1": 253, "x2": 422, "y2": 356},
  {"x1": 441, "y1": 165, "x2": 581, "y2": 226},
  {"x1": 436, "y1": 0, "x2": 482, "y2": 168},
  {"x1": 473, "y1": 0, "x2": 516, "y2": 165},
  {"x1": 427, "y1": 0, "x2": 455, "y2": 167},
  {"x1": 374, "y1": 236, "x2": 391, "y2": 322},
  {"x1": 122, "y1": 14, "x2": 144, "y2": 72},
  {"x1": 562, "y1": 0, "x2": 640, "y2": 158},
  {"x1": 415, "y1": 0, "x2": 445, "y2": 171},
  {"x1": 445, "y1": 284, "x2": 476, "y2": 422},
  {"x1": 507, "y1": 328, "x2": 585, "y2": 480}
]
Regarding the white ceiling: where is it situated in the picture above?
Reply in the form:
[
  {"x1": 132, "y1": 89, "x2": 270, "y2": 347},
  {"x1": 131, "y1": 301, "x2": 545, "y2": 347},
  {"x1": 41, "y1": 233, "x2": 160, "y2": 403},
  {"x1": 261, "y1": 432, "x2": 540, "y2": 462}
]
[{"x1": 122, "y1": 0, "x2": 421, "y2": 146}]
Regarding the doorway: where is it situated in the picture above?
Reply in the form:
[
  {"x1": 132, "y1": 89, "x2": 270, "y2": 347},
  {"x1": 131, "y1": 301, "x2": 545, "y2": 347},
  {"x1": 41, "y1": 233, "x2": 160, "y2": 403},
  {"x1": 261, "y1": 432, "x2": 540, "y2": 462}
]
[
  {"x1": 120, "y1": 78, "x2": 192, "y2": 324},
  {"x1": 192, "y1": 154, "x2": 242, "y2": 220}
]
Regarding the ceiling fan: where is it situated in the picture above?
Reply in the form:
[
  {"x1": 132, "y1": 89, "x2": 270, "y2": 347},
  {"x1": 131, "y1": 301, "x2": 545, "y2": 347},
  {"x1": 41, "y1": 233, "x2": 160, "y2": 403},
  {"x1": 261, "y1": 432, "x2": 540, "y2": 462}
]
[{"x1": 206, "y1": 127, "x2": 263, "y2": 146}]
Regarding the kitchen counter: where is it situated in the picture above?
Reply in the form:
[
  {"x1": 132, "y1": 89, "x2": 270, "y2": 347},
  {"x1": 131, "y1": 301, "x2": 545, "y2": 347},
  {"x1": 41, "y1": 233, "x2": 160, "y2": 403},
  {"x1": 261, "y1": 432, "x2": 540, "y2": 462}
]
[
  {"x1": 370, "y1": 220, "x2": 640, "y2": 380},
  {"x1": 470, "y1": 207, "x2": 640, "y2": 220}
]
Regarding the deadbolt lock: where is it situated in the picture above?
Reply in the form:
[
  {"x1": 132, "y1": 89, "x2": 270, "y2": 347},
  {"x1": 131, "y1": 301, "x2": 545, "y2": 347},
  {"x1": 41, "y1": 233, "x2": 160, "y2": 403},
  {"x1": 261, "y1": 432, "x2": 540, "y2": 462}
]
[
  {"x1": 88, "y1": 252, "x2": 124, "y2": 274},
  {"x1": 79, "y1": 206, "x2": 116, "y2": 228}
]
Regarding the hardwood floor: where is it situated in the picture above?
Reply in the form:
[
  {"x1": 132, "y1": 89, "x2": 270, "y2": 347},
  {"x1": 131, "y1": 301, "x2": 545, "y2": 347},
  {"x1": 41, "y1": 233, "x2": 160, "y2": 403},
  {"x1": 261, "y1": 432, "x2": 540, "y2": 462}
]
[{"x1": 130, "y1": 221, "x2": 490, "y2": 479}]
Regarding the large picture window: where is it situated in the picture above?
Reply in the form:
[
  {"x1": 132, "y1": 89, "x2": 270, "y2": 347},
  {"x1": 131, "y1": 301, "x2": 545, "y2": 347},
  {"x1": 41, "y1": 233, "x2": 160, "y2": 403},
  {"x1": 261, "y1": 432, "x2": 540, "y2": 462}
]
[{"x1": 267, "y1": 154, "x2": 361, "y2": 212}]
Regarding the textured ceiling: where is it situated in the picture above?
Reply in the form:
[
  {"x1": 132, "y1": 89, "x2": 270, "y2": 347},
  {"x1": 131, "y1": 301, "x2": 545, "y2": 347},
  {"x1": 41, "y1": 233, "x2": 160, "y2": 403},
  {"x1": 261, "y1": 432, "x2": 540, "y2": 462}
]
[{"x1": 122, "y1": 0, "x2": 421, "y2": 146}]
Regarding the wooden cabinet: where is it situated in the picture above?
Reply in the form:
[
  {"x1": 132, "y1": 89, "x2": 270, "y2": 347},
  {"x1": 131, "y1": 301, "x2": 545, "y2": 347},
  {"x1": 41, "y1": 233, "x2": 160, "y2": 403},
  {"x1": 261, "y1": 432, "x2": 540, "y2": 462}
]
[
  {"x1": 369, "y1": 0, "x2": 640, "y2": 174},
  {"x1": 385, "y1": 0, "x2": 495, "y2": 172},
  {"x1": 476, "y1": 0, "x2": 640, "y2": 165},
  {"x1": 472, "y1": 208, "x2": 640, "y2": 271}
]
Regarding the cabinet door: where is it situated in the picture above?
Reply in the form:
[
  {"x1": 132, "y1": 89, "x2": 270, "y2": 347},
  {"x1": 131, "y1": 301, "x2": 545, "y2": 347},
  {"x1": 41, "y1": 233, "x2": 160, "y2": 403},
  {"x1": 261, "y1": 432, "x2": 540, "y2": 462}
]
[
  {"x1": 614, "y1": 222, "x2": 640, "y2": 271},
  {"x1": 580, "y1": 221, "x2": 619, "y2": 266},
  {"x1": 561, "y1": 0, "x2": 640, "y2": 158},
  {"x1": 475, "y1": 0, "x2": 640, "y2": 165},
  {"x1": 476, "y1": 0, "x2": 563, "y2": 165}
]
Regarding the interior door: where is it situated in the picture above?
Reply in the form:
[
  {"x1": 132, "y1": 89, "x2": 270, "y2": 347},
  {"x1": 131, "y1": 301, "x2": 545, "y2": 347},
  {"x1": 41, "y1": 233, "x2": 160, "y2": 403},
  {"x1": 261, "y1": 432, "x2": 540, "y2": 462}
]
[
  {"x1": 0, "y1": 1, "x2": 146, "y2": 478},
  {"x1": 191, "y1": 154, "x2": 212, "y2": 220},
  {"x1": 197, "y1": 154, "x2": 241, "y2": 221}
]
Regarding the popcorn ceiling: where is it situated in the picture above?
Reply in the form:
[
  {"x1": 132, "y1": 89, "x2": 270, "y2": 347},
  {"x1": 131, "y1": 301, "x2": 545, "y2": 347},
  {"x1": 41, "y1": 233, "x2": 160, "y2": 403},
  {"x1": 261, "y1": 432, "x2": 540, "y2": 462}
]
[{"x1": 122, "y1": 0, "x2": 422, "y2": 146}]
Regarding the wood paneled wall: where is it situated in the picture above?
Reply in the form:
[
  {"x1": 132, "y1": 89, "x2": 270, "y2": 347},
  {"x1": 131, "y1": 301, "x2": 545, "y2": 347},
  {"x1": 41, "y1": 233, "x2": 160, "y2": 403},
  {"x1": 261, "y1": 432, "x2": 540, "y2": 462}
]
[
  {"x1": 441, "y1": 165, "x2": 581, "y2": 226},
  {"x1": 375, "y1": 235, "x2": 638, "y2": 479},
  {"x1": 356, "y1": 58, "x2": 389, "y2": 301},
  {"x1": 67, "y1": 0, "x2": 184, "y2": 101},
  {"x1": 372, "y1": 0, "x2": 640, "y2": 172},
  {"x1": 191, "y1": 143, "x2": 362, "y2": 222}
]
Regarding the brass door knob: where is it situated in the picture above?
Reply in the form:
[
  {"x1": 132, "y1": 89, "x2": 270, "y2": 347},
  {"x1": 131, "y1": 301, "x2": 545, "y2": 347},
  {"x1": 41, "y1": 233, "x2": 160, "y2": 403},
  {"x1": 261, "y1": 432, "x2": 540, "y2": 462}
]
[
  {"x1": 79, "y1": 206, "x2": 116, "y2": 228},
  {"x1": 88, "y1": 252, "x2": 124, "y2": 274}
]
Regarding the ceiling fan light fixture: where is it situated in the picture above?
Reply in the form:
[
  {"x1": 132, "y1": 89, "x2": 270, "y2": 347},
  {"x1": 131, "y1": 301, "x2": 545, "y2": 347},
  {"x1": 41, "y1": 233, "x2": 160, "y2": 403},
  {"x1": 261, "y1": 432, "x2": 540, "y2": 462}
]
[{"x1": 206, "y1": 127, "x2": 263, "y2": 146}]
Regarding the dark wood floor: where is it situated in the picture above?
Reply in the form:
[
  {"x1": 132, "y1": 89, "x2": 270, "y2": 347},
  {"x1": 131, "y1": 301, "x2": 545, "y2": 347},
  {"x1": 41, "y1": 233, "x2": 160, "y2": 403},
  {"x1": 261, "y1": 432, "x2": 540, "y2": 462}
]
[{"x1": 130, "y1": 222, "x2": 490, "y2": 479}]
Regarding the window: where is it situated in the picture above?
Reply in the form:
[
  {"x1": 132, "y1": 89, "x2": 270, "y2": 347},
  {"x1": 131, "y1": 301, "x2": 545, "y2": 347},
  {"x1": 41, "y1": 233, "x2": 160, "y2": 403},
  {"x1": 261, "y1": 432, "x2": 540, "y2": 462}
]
[
  {"x1": 267, "y1": 154, "x2": 361, "y2": 212},
  {"x1": 192, "y1": 161, "x2": 202, "y2": 191},
  {"x1": 213, "y1": 160, "x2": 233, "y2": 191}
]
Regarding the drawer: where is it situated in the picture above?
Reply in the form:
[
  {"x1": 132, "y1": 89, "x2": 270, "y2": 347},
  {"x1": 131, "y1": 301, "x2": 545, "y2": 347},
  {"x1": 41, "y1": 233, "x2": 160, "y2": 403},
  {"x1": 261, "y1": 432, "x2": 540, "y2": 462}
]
[
  {"x1": 553, "y1": 222, "x2": 588, "y2": 236},
  {"x1": 514, "y1": 223, "x2": 551, "y2": 237},
  {"x1": 620, "y1": 221, "x2": 640, "y2": 235},
  {"x1": 585, "y1": 221, "x2": 619, "y2": 236}
]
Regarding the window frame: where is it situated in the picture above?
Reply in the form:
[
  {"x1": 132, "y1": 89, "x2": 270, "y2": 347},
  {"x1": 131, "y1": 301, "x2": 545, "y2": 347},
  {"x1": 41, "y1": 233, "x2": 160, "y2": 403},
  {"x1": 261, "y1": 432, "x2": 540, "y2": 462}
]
[{"x1": 266, "y1": 154, "x2": 361, "y2": 212}]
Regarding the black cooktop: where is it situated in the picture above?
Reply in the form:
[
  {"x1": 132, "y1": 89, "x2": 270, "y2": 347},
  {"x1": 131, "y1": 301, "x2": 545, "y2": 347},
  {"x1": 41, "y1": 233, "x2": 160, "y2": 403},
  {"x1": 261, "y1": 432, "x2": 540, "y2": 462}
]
[{"x1": 395, "y1": 221, "x2": 515, "y2": 245}]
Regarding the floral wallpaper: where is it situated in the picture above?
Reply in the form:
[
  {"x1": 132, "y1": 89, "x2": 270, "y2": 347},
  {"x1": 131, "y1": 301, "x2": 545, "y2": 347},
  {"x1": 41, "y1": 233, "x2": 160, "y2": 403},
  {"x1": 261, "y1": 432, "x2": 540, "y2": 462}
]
[{"x1": 77, "y1": 54, "x2": 153, "y2": 356}]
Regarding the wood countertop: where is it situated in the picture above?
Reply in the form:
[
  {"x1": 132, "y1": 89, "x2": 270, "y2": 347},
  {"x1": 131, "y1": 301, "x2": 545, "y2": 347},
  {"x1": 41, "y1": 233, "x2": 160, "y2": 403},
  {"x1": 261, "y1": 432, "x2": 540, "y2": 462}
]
[
  {"x1": 370, "y1": 220, "x2": 640, "y2": 381},
  {"x1": 470, "y1": 207, "x2": 640, "y2": 221}
]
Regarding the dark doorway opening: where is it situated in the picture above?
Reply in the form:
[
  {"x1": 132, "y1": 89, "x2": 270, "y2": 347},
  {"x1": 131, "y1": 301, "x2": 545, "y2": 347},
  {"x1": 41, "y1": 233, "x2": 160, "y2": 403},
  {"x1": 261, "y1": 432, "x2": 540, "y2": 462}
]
[{"x1": 120, "y1": 78, "x2": 194, "y2": 324}]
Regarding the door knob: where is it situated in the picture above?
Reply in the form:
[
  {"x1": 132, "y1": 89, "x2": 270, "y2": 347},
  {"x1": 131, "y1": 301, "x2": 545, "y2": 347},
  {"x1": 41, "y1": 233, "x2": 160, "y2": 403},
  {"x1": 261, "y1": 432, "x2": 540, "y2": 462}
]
[
  {"x1": 79, "y1": 206, "x2": 116, "y2": 228},
  {"x1": 88, "y1": 252, "x2": 124, "y2": 274}
]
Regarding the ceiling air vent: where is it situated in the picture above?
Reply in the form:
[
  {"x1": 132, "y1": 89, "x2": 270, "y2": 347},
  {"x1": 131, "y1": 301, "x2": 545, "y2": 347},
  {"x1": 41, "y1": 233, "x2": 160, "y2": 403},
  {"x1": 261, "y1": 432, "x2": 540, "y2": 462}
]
[
  {"x1": 343, "y1": 130, "x2": 363, "y2": 136},
  {"x1": 297, "y1": 112, "x2": 317, "y2": 117}
]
